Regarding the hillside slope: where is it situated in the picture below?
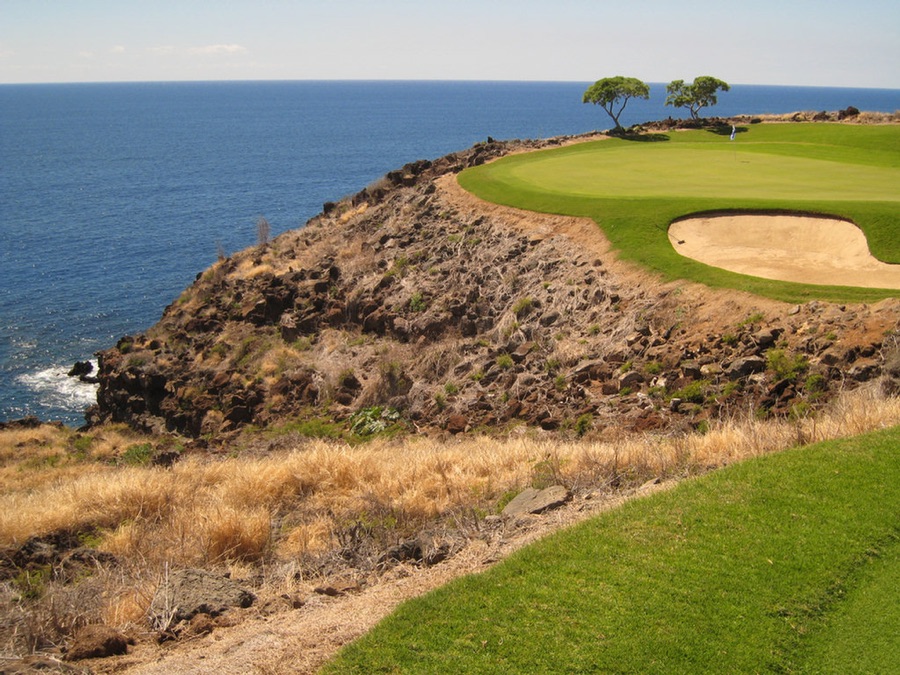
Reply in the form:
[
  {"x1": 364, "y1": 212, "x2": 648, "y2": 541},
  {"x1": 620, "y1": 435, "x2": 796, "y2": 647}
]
[{"x1": 87, "y1": 132, "x2": 899, "y2": 444}]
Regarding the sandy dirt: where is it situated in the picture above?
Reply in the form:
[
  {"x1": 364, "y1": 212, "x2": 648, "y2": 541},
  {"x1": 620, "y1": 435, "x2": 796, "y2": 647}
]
[{"x1": 669, "y1": 214, "x2": 900, "y2": 289}]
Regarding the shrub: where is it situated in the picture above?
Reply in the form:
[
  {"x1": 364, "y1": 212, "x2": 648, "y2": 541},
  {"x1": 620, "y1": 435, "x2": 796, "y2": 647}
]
[
  {"x1": 766, "y1": 349, "x2": 809, "y2": 381},
  {"x1": 409, "y1": 292, "x2": 426, "y2": 312},
  {"x1": 349, "y1": 407, "x2": 401, "y2": 437},
  {"x1": 119, "y1": 443, "x2": 154, "y2": 466},
  {"x1": 574, "y1": 413, "x2": 593, "y2": 437},
  {"x1": 671, "y1": 379, "x2": 709, "y2": 404},
  {"x1": 497, "y1": 354, "x2": 514, "y2": 370},
  {"x1": 512, "y1": 297, "x2": 533, "y2": 317}
]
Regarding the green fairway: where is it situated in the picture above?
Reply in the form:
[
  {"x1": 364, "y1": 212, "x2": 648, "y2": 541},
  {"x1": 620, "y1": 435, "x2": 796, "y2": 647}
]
[
  {"x1": 459, "y1": 124, "x2": 900, "y2": 303},
  {"x1": 324, "y1": 427, "x2": 900, "y2": 674}
]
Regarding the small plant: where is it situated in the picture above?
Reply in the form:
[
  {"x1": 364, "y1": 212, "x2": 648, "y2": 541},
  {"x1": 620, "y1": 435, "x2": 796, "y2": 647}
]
[
  {"x1": 512, "y1": 297, "x2": 534, "y2": 317},
  {"x1": 804, "y1": 372, "x2": 828, "y2": 397},
  {"x1": 470, "y1": 369, "x2": 485, "y2": 382},
  {"x1": 293, "y1": 336, "x2": 314, "y2": 351},
  {"x1": 588, "y1": 324, "x2": 601, "y2": 336},
  {"x1": 531, "y1": 455, "x2": 565, "y2": 489},
  {"x1": 766, "y1": 348, "x2": 809, "y2": 381},
  {"x1": 120, "y1": 442, "x2": 154, "y2": 466},
  {"x1": 554, "y1": 375, "x2": 567, "y2": 391},
  {"x1": 409, "y1": 292, "x2": 426, "y2": 312},
  {"x1": 722, "y1": 380, "x2": 742, "y2": 397},
  {"x1": 671, "y1": 379, "x2": 709, "y2": 404},
  {"x1": 497, "y1": 354, "x2": 514, "y2": 370},
  {"x1": 434, "y1": 393, "x2": 446, "y2": 410},
  {"x1": 722, "y1": 334, "x2": 738, "y2": 346},
  {"x1": 349, "y1": 406, "x2": 401, "y2": 437},
  {"x1": 574, "y1": 413, "x2": 593, "y2": 437},
  {"x1": 70, "y1": 434, "x2": 94, "y2": 457},
  {"x1": 644, "y1": 361, "x2": 662, "y2": 375},
  {"x1": 738, "y1": 312, "x2": 765, "y2": 327},
  {"x1": 13, "y1": 567, "x2": 50, "y2": 601},
  {"x1": 126, "y1": 355, "x2": 147, "y2": 368},
  {"x1": 444, "y1": 382, "x2": 459, "y2": 396}
]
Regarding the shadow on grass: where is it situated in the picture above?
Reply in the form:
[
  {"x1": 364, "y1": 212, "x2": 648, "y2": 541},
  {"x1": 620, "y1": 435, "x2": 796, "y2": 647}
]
[
  {"x1": 707, "y1": 125, "x2": 749, "y2": 137},
  {"x1": 620, "y1": 133, "x2": 671, "y2": 143}
]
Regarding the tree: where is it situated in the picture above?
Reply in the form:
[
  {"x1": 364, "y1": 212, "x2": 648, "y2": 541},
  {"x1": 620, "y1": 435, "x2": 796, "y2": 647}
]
[
  {"x1": 256, "y1": 216, "x2": 271, "y2": 247},
  {"x1": 665, "y1": 76, "x2": 730, "y2": 120},
  {"x1": 582, "y1": 76, "x2": 650, "y2": 132}
]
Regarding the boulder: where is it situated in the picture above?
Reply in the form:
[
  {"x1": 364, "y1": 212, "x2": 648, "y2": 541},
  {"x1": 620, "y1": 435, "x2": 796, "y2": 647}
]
[
  {"x1": 65, "y1": 624, "x2": 131, "y2": 661},
  {"x1": 68, "y1": 361, "x2": 94, "y2": 378},
  {"x1": 149, "y1": 568, "x2": 255, "y2": 627},
  {"x1": 726, "y1": 356, "x2": 766, "y2": 379},
  {"x1": 501, "y1": 485, "x2": 571, "y2": 517},
  {"x1": 446, "y1": 414, "x2": 468, "y2": 434}
]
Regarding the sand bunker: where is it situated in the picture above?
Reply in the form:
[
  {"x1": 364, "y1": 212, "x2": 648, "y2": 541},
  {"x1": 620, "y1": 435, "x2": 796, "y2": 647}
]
[{"x1": 668, "y1": 214, "x2": 900, "y2": 289}]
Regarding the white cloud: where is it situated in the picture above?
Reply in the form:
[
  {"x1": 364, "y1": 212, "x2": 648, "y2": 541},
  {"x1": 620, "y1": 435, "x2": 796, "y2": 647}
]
[
  {"x1": 78, "y1": 51, "x2": 95, "y2": 59},
  {"x1": 148, "y1": 45, "x2": 177, "y2": 56},
  {"x1": 110, "y1": 45, "x2": 126, "y2": 54},
  {"x1": 187, "y1": 44, "x2": 248, "y2": 56}
]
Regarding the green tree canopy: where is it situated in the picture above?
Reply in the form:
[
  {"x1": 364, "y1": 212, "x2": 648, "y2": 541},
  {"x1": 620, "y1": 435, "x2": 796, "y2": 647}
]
[
  {"x1": 582, "y1": 76, "x2": 650, "y2": 132},
  {"x1": 665, "y1": 76, "x2": 730, "y2": 119}
]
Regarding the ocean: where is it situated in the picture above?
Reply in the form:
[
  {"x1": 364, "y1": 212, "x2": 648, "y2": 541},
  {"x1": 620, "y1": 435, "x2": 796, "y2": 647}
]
[{"x1": 1, "y1": 80, "x2": 898, "y2": 426}]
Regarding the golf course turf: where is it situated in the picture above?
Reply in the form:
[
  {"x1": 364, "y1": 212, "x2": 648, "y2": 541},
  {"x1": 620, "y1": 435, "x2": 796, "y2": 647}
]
[
  {"x1": 457, "y1": 123, "x2": 900, "y2": 304},
  {"x1": 324, "y1": 427, "x2": 900, "y2": 673}
]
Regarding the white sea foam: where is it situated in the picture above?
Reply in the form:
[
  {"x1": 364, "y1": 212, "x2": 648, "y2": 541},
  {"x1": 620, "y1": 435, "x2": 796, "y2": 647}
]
[{"x1": 15, "y1": 361, "x2": 99, "y2": 414}]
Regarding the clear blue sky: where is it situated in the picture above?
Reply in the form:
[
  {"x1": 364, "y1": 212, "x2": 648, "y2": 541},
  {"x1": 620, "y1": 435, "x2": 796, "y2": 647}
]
[{"x1": 2, "y1": 0, "x2": 898, "y2": 87}]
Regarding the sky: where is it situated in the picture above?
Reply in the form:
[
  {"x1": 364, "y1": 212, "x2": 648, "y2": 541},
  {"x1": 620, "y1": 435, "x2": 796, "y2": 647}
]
[{"x1": 1, "y1": 0, "x2": 898, "y2": 88}]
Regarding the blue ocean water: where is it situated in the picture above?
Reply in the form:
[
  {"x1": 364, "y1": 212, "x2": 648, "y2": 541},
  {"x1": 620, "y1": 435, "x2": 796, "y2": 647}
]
[{"x1": 1, "y1": 80, "x2": 898, "y2": 425}]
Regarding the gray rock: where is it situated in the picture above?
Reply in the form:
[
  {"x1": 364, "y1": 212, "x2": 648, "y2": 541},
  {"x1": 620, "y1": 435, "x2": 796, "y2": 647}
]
[
  {"x1": 501, "y1": 485, "x2": 571, "y2": 517},
  {"x1": 150, "y1": 568, "x2": 255, "y2": 628},
  {"x1": 726, "y1": 356, "x2": 766, "y2": 378}
]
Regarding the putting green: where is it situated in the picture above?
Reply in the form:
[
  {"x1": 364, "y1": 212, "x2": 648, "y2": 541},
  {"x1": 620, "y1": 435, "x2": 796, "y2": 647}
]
[
  {"x1": 458, "y1": 124, "x2": 900, "y2": 302},
  {"x1": 509, "y1": 146, "x2": 900, "y2": 202}
]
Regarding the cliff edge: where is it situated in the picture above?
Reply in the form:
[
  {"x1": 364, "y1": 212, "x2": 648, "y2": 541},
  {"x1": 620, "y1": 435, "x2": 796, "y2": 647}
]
[{"x1": 87, "y1": 132, "x2": 900, "y2": 444}]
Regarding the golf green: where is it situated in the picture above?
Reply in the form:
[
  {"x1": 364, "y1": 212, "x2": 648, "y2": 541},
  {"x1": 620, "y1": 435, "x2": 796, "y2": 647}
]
[
  {"x1": 507, "y1": 146, "x2": 899, "y2": 202},
  {"x1": 458, "y1": 123, "x2": 900, "y2": 302}
]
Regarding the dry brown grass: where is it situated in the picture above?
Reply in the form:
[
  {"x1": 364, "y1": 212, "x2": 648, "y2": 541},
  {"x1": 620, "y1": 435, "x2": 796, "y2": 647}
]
[
  {"x1": 3, "y1": 385, "x2": 898, "y2": 562},
  {"x1": 1, "y1": 385, "x2": 898, "y2": 659}
]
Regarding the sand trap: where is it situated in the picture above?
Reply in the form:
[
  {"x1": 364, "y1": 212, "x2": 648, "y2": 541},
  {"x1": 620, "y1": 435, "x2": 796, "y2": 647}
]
[{"x1": 668, "y1": 214, "x2": 900, "y2": 289}]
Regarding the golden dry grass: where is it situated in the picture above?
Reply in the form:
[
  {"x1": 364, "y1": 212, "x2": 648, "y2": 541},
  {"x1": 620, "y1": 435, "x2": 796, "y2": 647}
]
[{"x1": 3, "y1": 384, "x2": 898, "y2": 571}]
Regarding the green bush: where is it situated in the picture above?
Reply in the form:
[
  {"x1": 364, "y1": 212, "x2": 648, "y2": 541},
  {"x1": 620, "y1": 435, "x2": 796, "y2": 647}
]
[
  {"x1": 767, "y1": 348, "x2": 809, "y2": 381},
  {"x1": 671, "y1": 379, "x2": 709, "y2": 404},
  {"x1": 120, "y1": 443, "x2": 154, "y2": 466},
  {"x1": 349, "y1": 406, "x2": 401, "y2": 437}
]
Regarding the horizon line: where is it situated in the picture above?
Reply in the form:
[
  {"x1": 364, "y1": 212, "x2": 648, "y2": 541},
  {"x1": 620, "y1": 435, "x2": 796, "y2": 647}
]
[{"x1": 1, "y1": 77, "x2": 899, "y2": 91}]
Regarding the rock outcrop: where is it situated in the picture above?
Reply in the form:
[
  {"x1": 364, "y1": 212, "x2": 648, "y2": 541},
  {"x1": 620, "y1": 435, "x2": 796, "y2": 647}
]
[{"x1": 86, "y1": 134, "x2": 900, "y2": 442}]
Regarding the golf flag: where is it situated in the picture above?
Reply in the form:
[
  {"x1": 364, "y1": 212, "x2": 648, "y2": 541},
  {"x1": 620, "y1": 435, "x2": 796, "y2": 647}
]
[{"x1": 730, "y1": 125, "x2": 736, "y2": 141}]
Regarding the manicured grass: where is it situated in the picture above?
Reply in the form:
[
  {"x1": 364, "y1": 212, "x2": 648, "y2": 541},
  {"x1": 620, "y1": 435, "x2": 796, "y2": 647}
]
[
  {"x1": 458, "y1": 124, "x2": 900, "y2": 304},
  {"x1": 324, "y1": 426, "x2": 900, "y2": 673},
  {"x1": 793, "y1": 543, "x2": 900, "y2": 674}
]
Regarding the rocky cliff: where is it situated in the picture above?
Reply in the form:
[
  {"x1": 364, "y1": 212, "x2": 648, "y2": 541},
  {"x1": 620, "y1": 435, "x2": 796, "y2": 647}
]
[{"x1": 87, "y1": 132, "x2": 900, "y2": 443}]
